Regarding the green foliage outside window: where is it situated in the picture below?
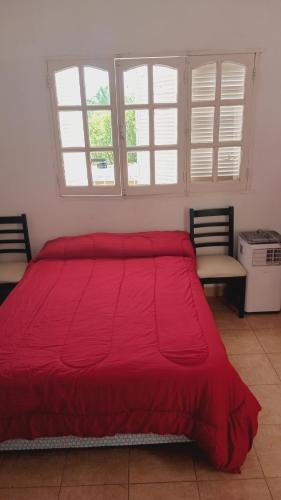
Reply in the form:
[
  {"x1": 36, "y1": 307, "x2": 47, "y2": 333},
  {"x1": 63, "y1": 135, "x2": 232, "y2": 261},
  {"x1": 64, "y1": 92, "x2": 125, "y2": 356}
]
[{"x1": 88, "y1": 86, "x2": 137, "y2": 164}]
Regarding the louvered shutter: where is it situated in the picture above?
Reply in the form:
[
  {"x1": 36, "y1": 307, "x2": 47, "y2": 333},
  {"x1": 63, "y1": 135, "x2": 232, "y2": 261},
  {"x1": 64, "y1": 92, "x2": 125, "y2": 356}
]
[{"x1": 189, "y1": 53, "x2": 255, "y2": 190}]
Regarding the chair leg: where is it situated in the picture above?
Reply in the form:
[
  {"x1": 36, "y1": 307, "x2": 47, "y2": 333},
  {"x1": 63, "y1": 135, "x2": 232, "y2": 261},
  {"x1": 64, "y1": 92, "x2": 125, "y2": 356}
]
[
  {"x1": 238, "y1": 276, "x2": 246, "y2": 318},
  {"x1": 0, "y1": 283, "x2": 16, "y2": 305}
]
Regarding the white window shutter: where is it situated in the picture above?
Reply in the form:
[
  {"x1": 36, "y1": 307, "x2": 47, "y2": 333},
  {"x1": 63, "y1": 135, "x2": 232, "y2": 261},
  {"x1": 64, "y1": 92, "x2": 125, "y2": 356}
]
[
  {"x1": 189, "y1": 53, "x2": 255, "y2": 191},
  {"x1": 190, "y1": 149, "x2": 213, "y2": 181},
  {"x1": 221, "y1": 62, "x2": 246, "y2": 100},
  {"x1": 192, "y1": 63, "x2": 216, "y2": 101}
]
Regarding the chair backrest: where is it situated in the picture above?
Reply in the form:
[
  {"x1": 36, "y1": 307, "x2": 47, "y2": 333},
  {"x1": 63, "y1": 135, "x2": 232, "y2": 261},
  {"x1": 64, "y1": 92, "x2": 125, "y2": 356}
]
[
  {"x1": 0, "y1": 214, "x2": 32, "y2": 262},
  {"x1": 189, "y1": 207, "x2": 234, "y2": 257}
]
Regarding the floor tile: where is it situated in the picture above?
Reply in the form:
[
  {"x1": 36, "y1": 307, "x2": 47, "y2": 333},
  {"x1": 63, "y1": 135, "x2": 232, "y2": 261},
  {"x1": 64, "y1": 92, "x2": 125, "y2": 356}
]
[
  {"x1": 0, "y1": 450, "x2": 65, "y2": 487},
  {"x1": 60, "y1": 484, "x2": 128, "y2": 500},
  {"x1": 266, "y1": 478, "x2": 281, "y2": 500},
  {"x1": 130, "y1": 482, "x2": 199, "y2": 500},
  {"x1": 213, "y1": 311, "x2": 251, "y2": 330},
  {"x1": 0, "y1": 487, "x2": 59, "y2": 500},
  {"x1": 255, "y1": 329, "x2": 281, "y2": 353},
  {"x1": 198, "y1": 478, "x2": 271, "y2": 499},
  {"x1": 247, "y1": 313, "x2": 281, "y2": 330},
  {"x1": 194, "y1": 447, "x2": 263, "y2": 480},
  {"x1": 219, "y1": 329, "x2": 263, "y2": 354},
  {"x1": 62, "y1": 447, "x2": 128, "y2": 486},
  {"x1": 129, "y1": 444, "x2": 195, "y2": 483},
  {"x1": 229, "y1": 353, "x2": 280, "y2": 385},
  {"x1": 250, "y1": 385, "x2": 281, "y2": 424},
  {"x1": 267, "y1": 353, "x2": 281, "y2": 381},
  {"x1": 254, "y1": 424, "x2": 281, "y2": 477}
]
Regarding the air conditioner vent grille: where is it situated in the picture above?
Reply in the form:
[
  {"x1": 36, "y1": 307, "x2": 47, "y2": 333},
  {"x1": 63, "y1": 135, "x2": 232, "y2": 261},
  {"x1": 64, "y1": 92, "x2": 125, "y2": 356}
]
[{"x1": 252, "y1": 247, "x2": 281, "y2": 266}]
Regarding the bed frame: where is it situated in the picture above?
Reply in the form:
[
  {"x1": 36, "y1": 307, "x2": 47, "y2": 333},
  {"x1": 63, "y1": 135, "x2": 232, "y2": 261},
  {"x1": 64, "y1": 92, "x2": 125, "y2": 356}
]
[{"x1": 0, "y1": 434, "x2": 190, "y2": 451}]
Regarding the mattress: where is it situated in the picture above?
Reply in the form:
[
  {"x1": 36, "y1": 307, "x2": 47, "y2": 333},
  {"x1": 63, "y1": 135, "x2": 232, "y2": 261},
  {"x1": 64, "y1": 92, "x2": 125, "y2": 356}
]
[{"x1": 0, "y1": 231, "x2": 260, "y2": 472}]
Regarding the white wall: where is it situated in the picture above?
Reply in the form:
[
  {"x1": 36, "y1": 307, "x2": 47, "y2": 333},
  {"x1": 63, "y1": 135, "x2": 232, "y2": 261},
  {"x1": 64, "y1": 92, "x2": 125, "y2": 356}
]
[{"x1": 0, "y1": 0, "x2": 281, "y2": 254}]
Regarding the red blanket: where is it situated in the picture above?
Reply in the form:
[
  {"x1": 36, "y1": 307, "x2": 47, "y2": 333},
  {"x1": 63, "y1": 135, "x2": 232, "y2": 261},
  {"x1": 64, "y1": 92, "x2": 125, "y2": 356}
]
[{"x1": 0, "y1": 231, "x2": 260, "y2": 472}]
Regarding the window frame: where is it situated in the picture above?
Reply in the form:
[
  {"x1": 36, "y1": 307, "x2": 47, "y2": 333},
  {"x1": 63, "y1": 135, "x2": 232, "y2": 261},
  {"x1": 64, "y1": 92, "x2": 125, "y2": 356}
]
[
  {"x1": 47, "y1": 52, "x2": 257, "y2": 198},
  {"x1": 48, "y1": 58, "x2": 121, "y2": 196}
]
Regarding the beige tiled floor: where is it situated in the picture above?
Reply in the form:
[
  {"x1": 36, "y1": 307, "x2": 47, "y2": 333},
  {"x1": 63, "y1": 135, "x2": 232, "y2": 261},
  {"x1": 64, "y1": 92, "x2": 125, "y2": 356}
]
[{"x1": 0, "y1": 298, "x2": 281, "y2": 499}]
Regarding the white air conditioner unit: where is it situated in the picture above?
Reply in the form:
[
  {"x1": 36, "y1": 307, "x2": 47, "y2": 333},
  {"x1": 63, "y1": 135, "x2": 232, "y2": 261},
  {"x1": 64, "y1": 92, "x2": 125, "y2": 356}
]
[{"x1": 238, "y1": 230, "x2": 281, "y2": 313}]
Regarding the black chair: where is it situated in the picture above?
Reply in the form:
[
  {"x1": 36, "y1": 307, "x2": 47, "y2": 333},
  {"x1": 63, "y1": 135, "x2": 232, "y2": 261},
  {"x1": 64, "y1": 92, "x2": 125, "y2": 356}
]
[
  {"x1": 189, "y1": 207, "x2": 246, "y2": 317},
  {"x1": 0, "y1": 214, "x2": 31, "y2": 304}
]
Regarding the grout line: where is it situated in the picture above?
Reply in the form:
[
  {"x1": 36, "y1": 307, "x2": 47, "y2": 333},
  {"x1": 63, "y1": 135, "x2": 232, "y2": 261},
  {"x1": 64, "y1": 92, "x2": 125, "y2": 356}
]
[
  {"x1": 263, "y1": 477, "x2": 275, "y2": 500},
  {"x1": 252, "y1": 446, "x2": 274, "y2": 500},
  {"x1": 131, "y1": 479, "x2": 199, "y2": 486},
  {"x1": 58, "y1": 451, "x2": 67, "y2": 499},
  {"x1": 193, "y1": 452, "x2": 198, "y2": 482},
  {"x1": 128, "y1": 477, "x2": 279, "y2": 485},
  {"x1": 252, "y1": 445, "x2": 265, "y2": 479},
  {"x1": 128, "y1": 480, "x2": 200, "y2": 485},
  {"x1": 0, "y1": 477, "x2": 277, "y2": 489},
  {"x1": 0, "y1": 486, "x2": 61, "y2": 491},
  {"x1": 56, "y1": 482, "x2": 130, "y2": 487},
  {"x1": 191, "y1": 449, "x2": 203, "y2": 500},
  {"x1": 127, "y1": 477, "x2": 271, "y2": 484},
  {"x1": 196, "y1": 478, "x2": 275, "y2": 500},
  {"x1": 251, "y1": 329, "x2": 266, "y2": 351},
  {"x1": 248, "y1": 383, "x2": 281, "y2": 387},
  {"x1": 196, "y1": 481, "x2": 202, "y2": 500},
  {"x1": 128, "y1": 447, "x2": 130, "y2": 500},
  {"x1": 229, "y1": 352, "x2": 273, "y2": 358},
  {"x1": 264, "y1": 352, "x2": 281, "y2": 382},
  {"x1": 250, "y1": 329, "x2": 281, "y2": 357}
]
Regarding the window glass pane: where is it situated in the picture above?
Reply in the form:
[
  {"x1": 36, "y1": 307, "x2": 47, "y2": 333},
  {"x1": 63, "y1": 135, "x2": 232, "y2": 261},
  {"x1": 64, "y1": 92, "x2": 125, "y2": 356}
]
[
  {"x1": 191, "y1": 107, "x2": 214, "y2": 143},
  {"x1": 127, "y1": 151, "x2": 150, "y2": 186},
  {"x1": 59, "y1": 111, "x2": 84, "y2": 147},
  {"x1": 221, "y1": 62, "x2": 246, "y2": 100},
  {"x1": 90, "y1": 152, "x2": 115, "y2": 186},
  {"x1": 88, "y1": 111, "x2": 113, "y2": 147},
  {"x1": 63, "y1": 152, "x2": 88, "y2": 186},
  {"x1": 155, "y1": 150, "x2": 177, "y2": 185},
  {"x1": 219, "y1": 105, "x2": 243, "y2": 142},
  {"x1": 153, "y1": 65, "x2": 177, "y2": 103},
  {"x1": 125, "y1": 109, "x2": 149, "y2": 147},
  {"x1": 154, "y1": 108, "x2": 177, "y2": 145},
  {"x1": 190, "y1": 148, "x2": 213, "y2": 181},
  {"x1": 192, "y1": 63, "x2": 216, "y2": 101},
  {"x1": 55, "y1": 67, "x2": 81, "y2": 106},
  {"x1": 84, "y1": 67, "x2": 110, "y2": 105},
  {"x1": 123, "y1": 65, "x2": 148, "y2": 105},
  {"x1": 218, "y1": 146, "x2": 241, "y2": 179}
]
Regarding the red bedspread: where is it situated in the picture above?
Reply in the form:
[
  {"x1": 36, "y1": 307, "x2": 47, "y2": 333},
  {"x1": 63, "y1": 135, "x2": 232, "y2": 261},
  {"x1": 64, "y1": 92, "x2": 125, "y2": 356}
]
[{"x1": 0, "y1": 231, "x2": 260, "y2": 472}]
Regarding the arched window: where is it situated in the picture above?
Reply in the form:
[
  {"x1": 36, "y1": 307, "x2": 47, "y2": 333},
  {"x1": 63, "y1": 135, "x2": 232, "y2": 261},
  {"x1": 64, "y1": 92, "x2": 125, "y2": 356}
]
[
  {"x1": 116, "y1": 59, "x2": 185, "y2": 194},
  {"x1": 49, "y1": 61, "x2": 120, "y2": 195},
  {"x1": 48, "y1": 52, "x2": 256, "y2": 196}
]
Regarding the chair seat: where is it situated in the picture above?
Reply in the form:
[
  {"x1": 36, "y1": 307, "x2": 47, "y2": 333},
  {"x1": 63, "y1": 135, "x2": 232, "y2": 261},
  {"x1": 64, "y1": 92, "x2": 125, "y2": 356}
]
[
  {"x1": 196, "y1": 254, "x2": 246, "y2": 279},
  {"x1": 0, "y1": 261, "x2": 28, "y2": 284}
]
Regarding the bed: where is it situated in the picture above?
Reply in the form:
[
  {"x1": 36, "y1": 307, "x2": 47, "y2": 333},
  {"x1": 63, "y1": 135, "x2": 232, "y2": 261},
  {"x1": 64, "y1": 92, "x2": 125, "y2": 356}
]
[{"x1": 0, "y1": 231, "x2": 260, "y2": 472}]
